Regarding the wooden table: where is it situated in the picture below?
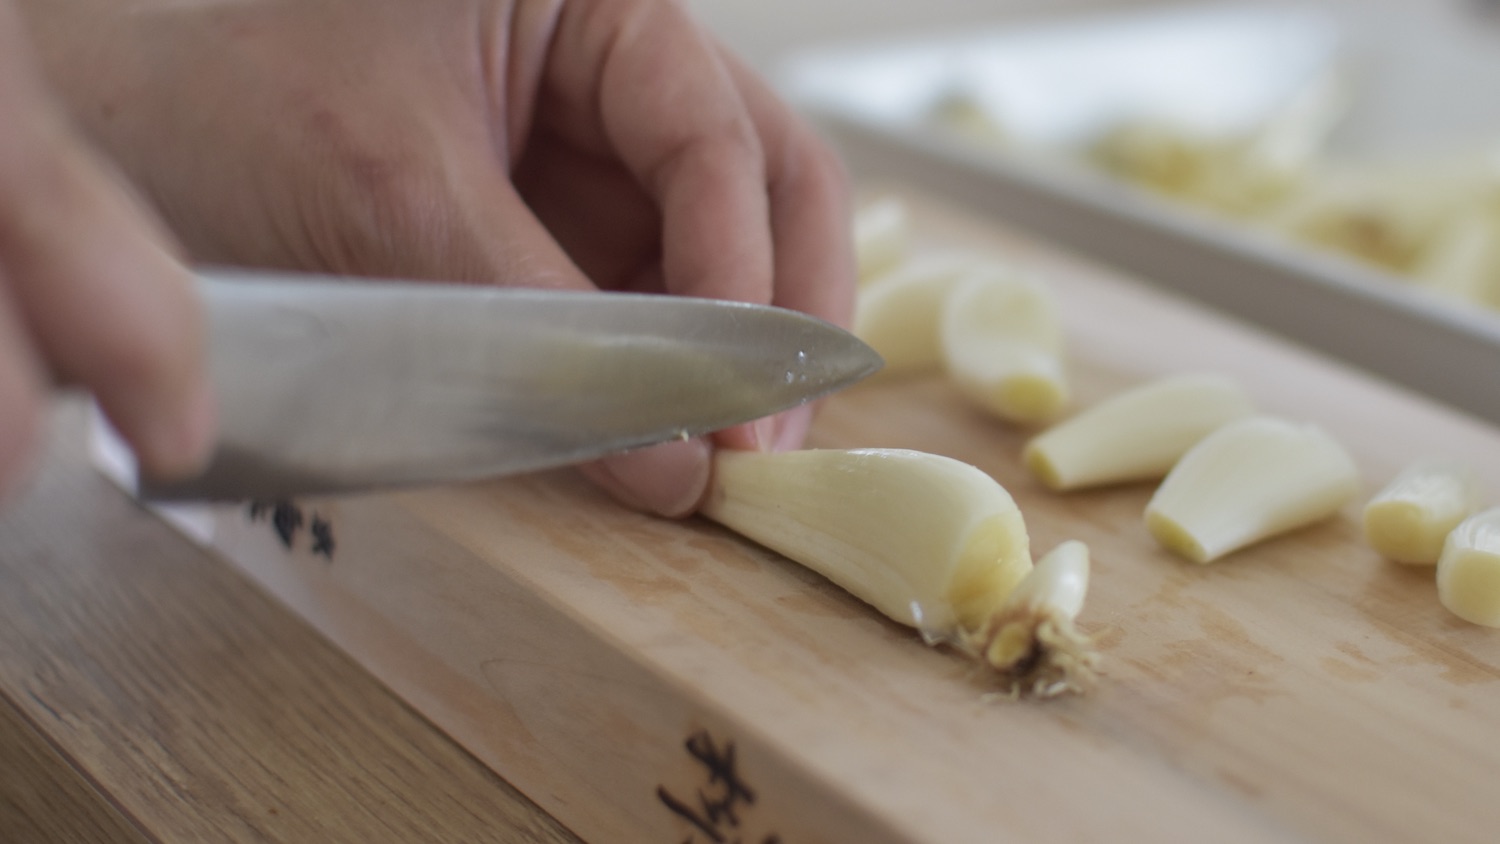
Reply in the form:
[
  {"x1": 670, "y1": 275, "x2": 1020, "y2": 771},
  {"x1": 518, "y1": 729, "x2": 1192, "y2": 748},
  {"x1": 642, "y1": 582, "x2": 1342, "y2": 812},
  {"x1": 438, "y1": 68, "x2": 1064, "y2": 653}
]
[{"x1": 0, "y1": 403, "x2": 583, "y2": 843}]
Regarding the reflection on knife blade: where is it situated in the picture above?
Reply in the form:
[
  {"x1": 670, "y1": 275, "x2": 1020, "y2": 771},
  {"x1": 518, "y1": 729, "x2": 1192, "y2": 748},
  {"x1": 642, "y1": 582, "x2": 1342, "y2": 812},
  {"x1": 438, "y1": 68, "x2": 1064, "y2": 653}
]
[{"x1": 140, "y1": 270, "x2": 881, "y2": 500}]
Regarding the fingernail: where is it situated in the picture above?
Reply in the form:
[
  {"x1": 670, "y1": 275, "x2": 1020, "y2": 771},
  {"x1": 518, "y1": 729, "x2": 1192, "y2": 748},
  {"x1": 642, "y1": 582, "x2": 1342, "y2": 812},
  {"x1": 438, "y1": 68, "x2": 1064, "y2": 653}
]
[
  {"x1": 753, "y1": 417, "x2": 776, "y2": 452},
  {"x1": 593, "y1": 437, "x2": 711, "y2": 518},
  {"x1": 774, "y1": 405, "x2": 815, "y2": 452}
]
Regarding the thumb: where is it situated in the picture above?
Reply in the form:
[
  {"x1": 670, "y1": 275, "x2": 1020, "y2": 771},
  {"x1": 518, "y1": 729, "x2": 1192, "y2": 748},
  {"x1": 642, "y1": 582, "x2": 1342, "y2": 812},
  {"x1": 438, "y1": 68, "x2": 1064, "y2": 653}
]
[{"x1": 0, "y1": 86, "x2": 214, "y2": 482}]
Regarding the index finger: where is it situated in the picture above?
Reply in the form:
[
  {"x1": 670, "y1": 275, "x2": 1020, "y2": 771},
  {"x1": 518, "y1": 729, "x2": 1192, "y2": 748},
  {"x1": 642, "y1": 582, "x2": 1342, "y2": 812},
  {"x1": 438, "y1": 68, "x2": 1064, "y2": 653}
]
[
  {"x1": 0, "y1": 1, "x2": 214, "y2": 480},
  {"x1": 716, "y1": 45, "x2": 857, "y2": 332},
  {"x1": 539, "y1": 0, "x2": 774, "y2": 305}
]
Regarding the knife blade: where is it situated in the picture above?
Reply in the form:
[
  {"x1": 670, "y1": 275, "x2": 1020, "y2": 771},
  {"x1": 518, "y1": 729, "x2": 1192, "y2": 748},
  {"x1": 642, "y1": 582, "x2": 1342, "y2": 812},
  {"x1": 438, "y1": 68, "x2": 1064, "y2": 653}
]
[{"x1": 140, "y1": 269, "x2": 882, "y2": 501}]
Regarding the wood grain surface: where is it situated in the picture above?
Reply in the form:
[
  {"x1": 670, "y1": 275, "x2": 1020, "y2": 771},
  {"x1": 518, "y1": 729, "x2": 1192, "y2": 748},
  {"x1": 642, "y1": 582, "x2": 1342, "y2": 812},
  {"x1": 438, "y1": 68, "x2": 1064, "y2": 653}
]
[
  {"x1": 0, "y1": 404, "x2": 582, "y2": 843},
  {"x1": 168, "y1": 188, "x2": 1500, "y2": 844}
]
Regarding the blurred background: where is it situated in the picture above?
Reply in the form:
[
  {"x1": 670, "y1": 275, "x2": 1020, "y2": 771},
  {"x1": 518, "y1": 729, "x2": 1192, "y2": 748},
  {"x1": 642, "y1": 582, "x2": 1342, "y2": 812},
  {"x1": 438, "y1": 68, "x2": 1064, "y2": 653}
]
[
  {"x1": 687, "y1": 0, "x2": 1500, "y2": 423},
  {"x1": 690, "y1": 0, "x2": 1475, "y2": 68}
]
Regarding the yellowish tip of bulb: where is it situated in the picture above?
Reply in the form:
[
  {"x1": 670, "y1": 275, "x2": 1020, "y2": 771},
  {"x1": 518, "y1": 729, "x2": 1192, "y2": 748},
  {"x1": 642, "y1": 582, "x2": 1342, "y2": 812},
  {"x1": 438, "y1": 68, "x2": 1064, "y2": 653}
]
[
  {"x1": 1145, "y1": 509, "x2": 1211, "y2": 564},
  {"x1": 997, "y1": 377, "x2": 1067, "y2": 426}
]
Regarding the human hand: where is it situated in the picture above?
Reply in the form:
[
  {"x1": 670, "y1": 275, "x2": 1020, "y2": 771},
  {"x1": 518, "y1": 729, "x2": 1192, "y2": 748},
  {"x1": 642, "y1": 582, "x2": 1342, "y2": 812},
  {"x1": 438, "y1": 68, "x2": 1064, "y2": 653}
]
[
  {"x1": 0, "y1": 0, "x2": 213, "y2": 501},
  {"x1": 24, "y1": 0, "x2": 855, "y2": 516}
]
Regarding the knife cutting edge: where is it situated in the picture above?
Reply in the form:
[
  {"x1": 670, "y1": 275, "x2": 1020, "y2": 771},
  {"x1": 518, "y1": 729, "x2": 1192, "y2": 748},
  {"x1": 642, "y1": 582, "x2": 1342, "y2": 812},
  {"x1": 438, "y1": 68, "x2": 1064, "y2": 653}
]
[{"x1": 137, "y1": 268, "x2": 883, "y2": 501}]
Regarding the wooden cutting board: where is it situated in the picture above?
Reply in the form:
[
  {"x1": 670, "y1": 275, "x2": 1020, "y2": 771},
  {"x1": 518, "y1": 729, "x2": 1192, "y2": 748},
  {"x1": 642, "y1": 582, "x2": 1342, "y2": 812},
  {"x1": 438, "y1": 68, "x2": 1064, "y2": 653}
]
[{"x1": 141, "y1": 189, "x2": 1500, "y2": 844}]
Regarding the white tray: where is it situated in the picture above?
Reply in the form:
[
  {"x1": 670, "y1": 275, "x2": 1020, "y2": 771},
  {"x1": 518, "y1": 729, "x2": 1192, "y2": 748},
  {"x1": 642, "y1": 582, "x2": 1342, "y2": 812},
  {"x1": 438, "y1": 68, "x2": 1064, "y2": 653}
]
[{"x1": 782, "y1": 2, "x2": 1500, "y2": 423}]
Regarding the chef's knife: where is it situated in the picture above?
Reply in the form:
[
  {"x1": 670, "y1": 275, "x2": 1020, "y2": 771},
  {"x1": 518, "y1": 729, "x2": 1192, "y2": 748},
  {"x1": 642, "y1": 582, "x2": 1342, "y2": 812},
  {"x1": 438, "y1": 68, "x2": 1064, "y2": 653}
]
[{"x1": 140, "y1": 269, "x2": 882, "y2": 501}]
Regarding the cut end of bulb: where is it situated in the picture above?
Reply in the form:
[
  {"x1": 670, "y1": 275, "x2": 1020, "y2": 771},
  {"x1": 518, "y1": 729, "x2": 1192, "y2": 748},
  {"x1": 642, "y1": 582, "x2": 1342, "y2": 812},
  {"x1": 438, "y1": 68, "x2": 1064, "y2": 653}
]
[
  {"x1": 1362, "y1": 459, "x2": 1483, "y2": 565},
  {"x1": 1438, "y1": 548, "x2": 1500, "y2": 627},
  {"x1": 1145, "y1": 508, "x2": 1212, "y2": 563},
  {"x1": 996, "y1": 375, "x2": 1068, "y2": 426},
  {"x1": 1363, "y1": 501, "x2": 1441, "y2": 565},
  {"x1": 1437, "y1": 507, "x2": 1500, "y2": 627},
  {"x1": 1021, "y1": 443, "x2": 1066, "y2": 491}
]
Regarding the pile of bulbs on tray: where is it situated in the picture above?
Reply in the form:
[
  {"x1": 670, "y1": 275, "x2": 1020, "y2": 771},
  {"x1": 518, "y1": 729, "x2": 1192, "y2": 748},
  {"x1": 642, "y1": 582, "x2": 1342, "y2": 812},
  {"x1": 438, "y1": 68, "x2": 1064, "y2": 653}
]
[{"x1": 929, "y1": 78, "x2": 1500, "y2": 315}]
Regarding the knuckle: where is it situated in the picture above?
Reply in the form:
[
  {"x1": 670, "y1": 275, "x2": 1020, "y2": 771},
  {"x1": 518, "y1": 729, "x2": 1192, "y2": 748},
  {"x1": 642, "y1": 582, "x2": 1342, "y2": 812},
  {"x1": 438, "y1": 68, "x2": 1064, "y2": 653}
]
[
  {"x1": 648, "y1": 121, "x2": 764, "y2": 197},
  {"x1": 306, "y1": 116, "x2": 454, "y2": 275},
  {"x1": 790, "y1": 124, "x2": 850, "y2": 195},
  {"x1": 720, "y1": 118, "x2": 766, "y2": 166}
]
